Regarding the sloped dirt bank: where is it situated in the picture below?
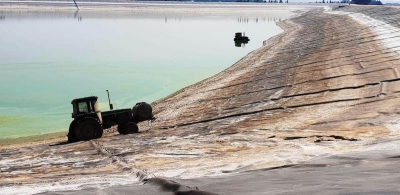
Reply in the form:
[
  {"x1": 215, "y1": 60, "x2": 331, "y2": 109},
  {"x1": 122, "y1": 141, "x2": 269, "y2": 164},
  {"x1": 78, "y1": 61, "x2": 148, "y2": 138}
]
[{"x1": 2, "y1": 5, "x2": 400, "y2": 195}]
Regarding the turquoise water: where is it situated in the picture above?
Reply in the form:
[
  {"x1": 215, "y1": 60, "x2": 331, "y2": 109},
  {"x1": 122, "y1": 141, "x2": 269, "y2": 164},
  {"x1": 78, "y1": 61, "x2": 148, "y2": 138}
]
[{"x1": 0, "y1": 10, "x2": 289, "y2": 139}]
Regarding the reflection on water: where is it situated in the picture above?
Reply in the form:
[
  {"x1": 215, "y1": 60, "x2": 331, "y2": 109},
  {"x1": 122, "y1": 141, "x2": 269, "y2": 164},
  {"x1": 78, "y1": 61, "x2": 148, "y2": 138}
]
[
  {"x1": 235, "y1": 40, "x2": 249, "y2": 47},
  {"x1": 237, "y1": 16, "x2": 283, "y2": 23},
  {"x1": 0, "y1": 9, "x2": 291, "y2": 139},
  {"x1": 165, "y1": 17, "x2": 183, "y2": 23}
]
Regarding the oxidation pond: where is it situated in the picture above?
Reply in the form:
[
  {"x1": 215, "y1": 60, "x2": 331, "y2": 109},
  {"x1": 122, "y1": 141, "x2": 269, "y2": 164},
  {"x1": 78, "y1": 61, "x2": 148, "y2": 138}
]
[{"x1": 0, "y1": 9, "x2": 292, "y2": 139}]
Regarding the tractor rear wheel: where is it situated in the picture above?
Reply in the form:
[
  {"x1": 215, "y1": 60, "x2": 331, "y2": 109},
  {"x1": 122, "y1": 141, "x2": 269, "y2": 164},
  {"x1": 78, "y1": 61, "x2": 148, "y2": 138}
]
[
  {"x1": 74, "y1": 117, "x2": 103, "y2": 141},
  {"x1": 126, "y1": 122, "x2": 139, "y2": 134},
  {"x1": 117, "y1": 123, "x2": 128, "y2": 135},
  {"x1": 67, "y1": 120, "x2": 78, "y2": 143},
  {"x1": 94, "y1": 125, "x2": 103, "y2": 139}
]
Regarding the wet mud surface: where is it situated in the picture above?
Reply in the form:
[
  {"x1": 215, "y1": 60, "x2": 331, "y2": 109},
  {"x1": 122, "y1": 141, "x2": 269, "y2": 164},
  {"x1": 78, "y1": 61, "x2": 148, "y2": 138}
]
[
  {"x1": 2, "y1": 4, "x2": 400, "y2": 195},
  {"x1": 38, "y1": 145, "x2": 400, "y2": 195}
]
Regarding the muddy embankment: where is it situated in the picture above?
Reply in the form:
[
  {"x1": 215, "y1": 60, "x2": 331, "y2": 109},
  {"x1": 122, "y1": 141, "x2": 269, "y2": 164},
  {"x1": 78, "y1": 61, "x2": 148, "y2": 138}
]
[{"x1": 1, "y1": 5, "x2": 400, "y2": 195}]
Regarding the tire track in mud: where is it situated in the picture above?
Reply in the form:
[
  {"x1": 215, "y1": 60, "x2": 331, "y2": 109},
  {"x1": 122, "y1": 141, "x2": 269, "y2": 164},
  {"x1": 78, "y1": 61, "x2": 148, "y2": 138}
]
[
  {"x1": 89, "y1": 139, "x2": 219, "y2": 194},
  {"x1": 89, "y1": 139, "x2": 148, "y2": 181}
]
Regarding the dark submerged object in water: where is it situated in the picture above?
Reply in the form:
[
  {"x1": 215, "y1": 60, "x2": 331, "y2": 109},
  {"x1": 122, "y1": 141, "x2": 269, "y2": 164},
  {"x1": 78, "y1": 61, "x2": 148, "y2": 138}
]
[
  {"x1": 234, "y1": 32, "x2": 250, "y2": 42},
  {"x1": 234, "y1": 32, "x2": 250, "y2": 47}
]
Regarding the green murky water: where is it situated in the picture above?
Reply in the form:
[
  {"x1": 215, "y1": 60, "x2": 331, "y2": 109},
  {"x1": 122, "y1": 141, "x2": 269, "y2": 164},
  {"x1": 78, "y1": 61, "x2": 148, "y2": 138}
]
[{"x1": 0, "y1": 9, "x2": 291, "y2": 139}]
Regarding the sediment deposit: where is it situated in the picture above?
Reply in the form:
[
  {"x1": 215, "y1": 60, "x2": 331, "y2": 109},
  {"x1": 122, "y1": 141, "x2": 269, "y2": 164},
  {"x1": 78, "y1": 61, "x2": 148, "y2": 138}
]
[{"x1": 1, "y1": 4, "x2": 400, "y2": 195}]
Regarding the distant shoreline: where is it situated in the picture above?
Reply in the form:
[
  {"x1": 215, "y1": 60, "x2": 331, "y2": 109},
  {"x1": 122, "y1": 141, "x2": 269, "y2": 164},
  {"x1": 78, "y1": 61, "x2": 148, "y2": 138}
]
[{"x1": 0, "y1": 1, "x2": 328, "y2": 12}]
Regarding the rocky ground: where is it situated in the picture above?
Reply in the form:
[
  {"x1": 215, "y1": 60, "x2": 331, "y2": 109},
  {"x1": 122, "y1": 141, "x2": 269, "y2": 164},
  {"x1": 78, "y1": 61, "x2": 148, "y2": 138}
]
[{"x1": 1, "y1": 4, "x2": 400, "y2": 195}]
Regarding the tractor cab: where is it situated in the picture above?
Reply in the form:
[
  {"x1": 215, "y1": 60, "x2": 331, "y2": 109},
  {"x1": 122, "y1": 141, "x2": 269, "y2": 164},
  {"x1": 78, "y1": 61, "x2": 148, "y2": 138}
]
[{"x1": 71, "y1": 96, "x2": 101, "y2": 121}]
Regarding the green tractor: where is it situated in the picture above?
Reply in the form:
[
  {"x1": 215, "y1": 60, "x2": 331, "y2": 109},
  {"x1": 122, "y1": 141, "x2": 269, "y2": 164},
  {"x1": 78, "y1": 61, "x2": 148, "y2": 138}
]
[{"x1": 67, "y1": 91, "x2": 155, "y2": 142}]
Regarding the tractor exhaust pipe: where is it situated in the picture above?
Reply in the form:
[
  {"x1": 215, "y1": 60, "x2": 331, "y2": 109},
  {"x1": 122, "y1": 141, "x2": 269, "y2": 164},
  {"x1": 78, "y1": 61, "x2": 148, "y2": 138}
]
[{"x1": 106, "y1": 90, "x2": 113, "y2": 110}]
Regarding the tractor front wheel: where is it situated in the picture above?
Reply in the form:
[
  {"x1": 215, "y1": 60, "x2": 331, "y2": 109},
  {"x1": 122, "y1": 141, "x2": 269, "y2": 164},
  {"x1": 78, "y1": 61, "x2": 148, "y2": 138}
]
[
  {"x1": 117, "y1": 123, "x2": 128, "y2": 135},
  {"x1": 74, "y1": 117, "x2": 103, "y2": 141}
]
